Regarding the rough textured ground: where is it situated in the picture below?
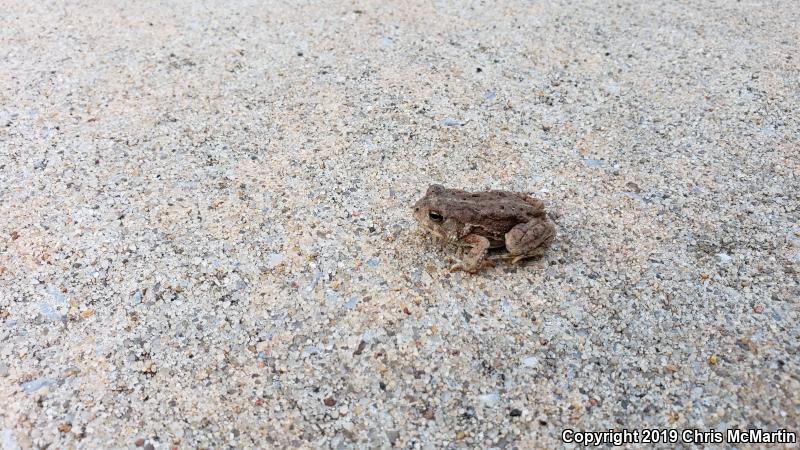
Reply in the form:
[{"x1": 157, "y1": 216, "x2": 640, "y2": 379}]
[{"x1": 1, "y1": 0, "x2": 799, "y2": 448}]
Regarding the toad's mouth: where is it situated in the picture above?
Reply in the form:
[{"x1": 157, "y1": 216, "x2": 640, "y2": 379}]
[
  {"x1": 420, "y1": 226, "x2": 472, "y2": 247},
  {"x1": 417, "y1": 222, "x2": 442, "y2": 238},
  {"x1": 414, "y1": 219, "x2": 446, "y2": 240}
]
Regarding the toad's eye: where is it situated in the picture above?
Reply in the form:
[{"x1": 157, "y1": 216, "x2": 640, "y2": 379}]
[{"x1": 428, "y1": 211, "x2": 444, "y2": 222}]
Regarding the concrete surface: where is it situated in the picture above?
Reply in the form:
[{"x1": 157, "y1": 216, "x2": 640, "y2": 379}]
[{"x1": 1, "y1": 0, "x2": 798, "y2": 448}]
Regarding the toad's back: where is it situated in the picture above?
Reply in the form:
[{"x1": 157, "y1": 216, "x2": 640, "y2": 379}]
[{"x1": 428, "y1": 187, "x2": 546, "y2": 233}]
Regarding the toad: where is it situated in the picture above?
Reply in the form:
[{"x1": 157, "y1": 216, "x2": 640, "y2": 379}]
[{"x1": 413, "y1": 184, "x2": 556, "y2": 273}]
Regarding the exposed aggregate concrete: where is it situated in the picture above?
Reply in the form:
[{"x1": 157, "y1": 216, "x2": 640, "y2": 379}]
[{"x1": 1, "y1": 0, "x2": 798, "y2": 448}]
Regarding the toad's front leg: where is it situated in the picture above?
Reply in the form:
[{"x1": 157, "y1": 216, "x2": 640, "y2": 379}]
[{"x1": 449, "y1": 234, "x2": 491, "y2": 273}]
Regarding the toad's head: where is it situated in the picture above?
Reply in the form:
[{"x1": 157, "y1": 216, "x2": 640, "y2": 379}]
[{"x1": 412, "y1": 184, "x2": 464, "y2": 243}]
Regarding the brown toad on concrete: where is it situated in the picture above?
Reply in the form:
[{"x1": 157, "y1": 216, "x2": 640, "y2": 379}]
[{"x1": 413, "y1": 184, "x2": 556, "y2": 273}]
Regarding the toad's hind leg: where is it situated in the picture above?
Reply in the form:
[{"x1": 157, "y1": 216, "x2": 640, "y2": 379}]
[{"x1": 505, "y1": 220, "x2": 555, "y2": 264}]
